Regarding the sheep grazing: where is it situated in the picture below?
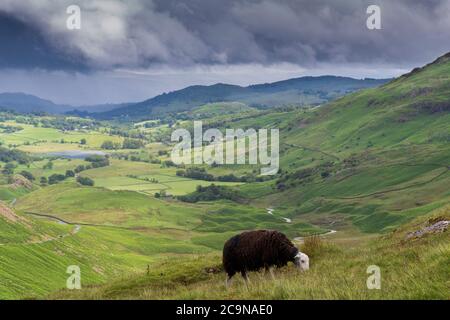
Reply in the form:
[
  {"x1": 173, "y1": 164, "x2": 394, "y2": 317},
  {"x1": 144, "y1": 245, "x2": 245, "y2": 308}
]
[{"x1": 222, "y1": 230, "x2": 309, "y2": 286}]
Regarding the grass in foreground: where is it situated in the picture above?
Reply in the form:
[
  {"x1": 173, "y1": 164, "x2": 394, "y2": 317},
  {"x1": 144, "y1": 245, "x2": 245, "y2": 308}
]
[{"x1": 50, "y1": 205, "x2": 449, "y2": 300}]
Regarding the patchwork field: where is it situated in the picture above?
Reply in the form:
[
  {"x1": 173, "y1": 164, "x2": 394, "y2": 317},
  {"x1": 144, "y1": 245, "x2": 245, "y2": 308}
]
[
  {"x1": 0, "y1": 121, "x2": 123, "y2": 150},
  {"x1": 80, "y1": 159, "x2": 243, "y2": 195}
]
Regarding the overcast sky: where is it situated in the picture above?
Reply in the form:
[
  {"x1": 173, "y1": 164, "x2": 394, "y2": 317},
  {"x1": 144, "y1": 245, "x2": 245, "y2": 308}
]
[{"x1": 1, "y1": 0, "x2": 449, "y2": 105}]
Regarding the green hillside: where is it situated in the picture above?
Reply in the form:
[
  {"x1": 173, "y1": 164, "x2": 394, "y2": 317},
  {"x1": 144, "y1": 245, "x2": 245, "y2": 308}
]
[
  {"x1": 0, "y1": 54, "x2": 448, "y2": 300},
  {"x1": 191, "y1": 102, "x2": 256, "y2": 118},
  {"x1": 236, "y1": 53, "x2": 450, "y2": 233},
  {"x1": 51, "y1": 204, "x2": 450, "y2": 300},
  {"x1": 46, "y1": 52, "x2": 450, "y2": 300}
]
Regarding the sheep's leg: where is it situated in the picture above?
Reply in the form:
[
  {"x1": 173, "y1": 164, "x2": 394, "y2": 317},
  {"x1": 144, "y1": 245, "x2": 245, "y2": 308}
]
[
  {"x1": 225, "y1": 275, "x2": 234, "y2": 289},
  {"x1": 241, "y1": 271, "x2": 250, "y2": 288},
  {"x1": 269, "y1": 267, "x2": 276, "y2": 280},
  {"x1": 263, "y1": 266, "x2": 275, "y2": 280}
]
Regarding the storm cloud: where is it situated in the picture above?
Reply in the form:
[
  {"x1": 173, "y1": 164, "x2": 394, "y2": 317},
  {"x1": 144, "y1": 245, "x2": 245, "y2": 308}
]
[
  {"x1": 0, "y1": 0, "x2": 449, "y2": 104},
  {"x1": 1, "y1": 0, "x2": 450, "y2": 70}
]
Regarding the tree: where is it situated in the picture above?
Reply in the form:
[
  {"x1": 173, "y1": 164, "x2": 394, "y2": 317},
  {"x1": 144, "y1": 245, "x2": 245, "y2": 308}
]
[
  {"x1": 163, "y1": 160, "x2": 176, "y2": 167},
  {"x1": 48, "y1": 174, "x2": 66, "y2": 185},
  {"x1": 40, "y1": 176, "x2": 48, "y2": 185},
  {"x1": 20, "y1": 170, "x2": 35, "y2": 181},
  {"x1": 74, "y1": 165, "x2": 85, "y2": 173},
  {"x1": 76, "y1": 176, "x2": 94, "y2": 186},
  {"x1": 122, "y1": 138, "x2": 145, "y2": 149},
  {"x1": 158, "y1": 150, "x2": 168, "y2": 156},
  {"x1": 80, "y1": 138, "x2": 87, "y2": 145},
  {"x1": 321, "y1": 171, "x2": 331, "y2": 179},
  {"x1": 2, "y1": 163, "x2": 16, "y2": 175},
  {"x1": 176, "y1": 170, "x2": 186, "y2": 177},
  {"x1": 65, "y1": 170, "x2": 75, "y2": 177},
  {"x1": 43, "y1": 161, "x2": 53, "y2": 170},
  {"x1": 101, "y1": 140, "x2": 115, "y2": 150},
  {"x1": 85, "y1": 155, "x2": 109, "y2": 168}
]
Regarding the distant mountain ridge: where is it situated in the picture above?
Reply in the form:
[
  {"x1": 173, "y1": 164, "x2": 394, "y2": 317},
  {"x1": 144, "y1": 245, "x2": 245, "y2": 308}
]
[
  {"x1": 95, "y1": 76, "x2": 391, "y2": 120},
  {"x1": 0, "y1": 92, "x2": 73, "y2": 114},
  {"x1": 0, "y1": 92, "x2": 124, "y2": 114},
  {"x1": 0, "y1": 75, "x2": 391, "y2": 117}
]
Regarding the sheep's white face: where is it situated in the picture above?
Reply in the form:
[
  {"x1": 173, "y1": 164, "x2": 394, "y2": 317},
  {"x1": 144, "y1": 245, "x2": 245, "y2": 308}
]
[{"x1": 294, "y1": 252, "x2": 309, "y2": 271}]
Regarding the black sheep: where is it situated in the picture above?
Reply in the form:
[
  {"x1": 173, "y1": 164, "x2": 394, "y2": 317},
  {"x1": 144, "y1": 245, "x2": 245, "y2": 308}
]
[{"x1": 222, "y1": 230, "x2": 309, "y2": 286}]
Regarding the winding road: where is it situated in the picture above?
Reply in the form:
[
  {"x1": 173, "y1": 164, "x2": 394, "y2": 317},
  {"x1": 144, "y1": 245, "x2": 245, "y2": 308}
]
[
  {"x1": 0, "y1": 211, "x2": 81, "y2": 246},
  {"x1": 266, "y1": 207, "x2": 337, "y2": 242},
  {"x1": 266, "y1": 208, "x2": 292, "y2": 223},
  {"x1": 293, "y1": 229, "x2": 337, "y2": 243}
]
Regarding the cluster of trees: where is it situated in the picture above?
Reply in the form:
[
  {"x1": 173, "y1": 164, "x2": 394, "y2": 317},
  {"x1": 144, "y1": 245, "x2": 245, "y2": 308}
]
[
  {"x1": 100, "y1": 140, "x2": 121, "y2": 150},
  {"x1": 2, "y1": 163, "x2": 17, "y2": 175},
  {"x1": 154, "y1": 190, "x2": 167, "y2": 198},
  {"x1": 178, "y1": 184, "x2": 241, "y2": 203},
  {"x1": 177, "y1": 167, "x2": 214, "y2": 181},
  {"x1": 37, "y1": 155, "x2": 108, "y2": 185},
  {"x1": 1, "y1": 113, "x2": 40, "y2": 125},
  {"x1": 0, "y1": 124, "x2": 23, "y2": 133},
  {"x1": 163, "y1": 160, "x2": 177, "y2": 167},
  {"x1": 20, "y1": 170, "x2": 35, "y2": 181},
  {"x1": 40, "y1": 117, "x2": 98, "y2": 131},
  {"x1": 0, "y1": 147, "x2": 30, "y2": 164},
  {"x1": 122, "y1": 138, "x2": 145, "y2": 149},
  {"x1": 109, "y1": 128, "x2": 146, "y2": 140},
  {"x1": 175, "y1": 167, "x2": 267, "y2": 183},
  {"x1": 69, "y1": 155, "x2": 110, "y2": 174},
  {"x1": 101, "y1": 138, "x2": 145, "y2": 150},
  {"x1": 142, "y1": 121, "x2": 161, "y2": 128},
  {"x1": 111, "y1": 152, "x2": 162, "y2": 164},
  {"x1": 39, "y1": 169, "x2": 94, "y2": 186},
  {"x1": 76, "y1": 176, "x2": 94, "y2": 186},
  {"x1": 276, "y1": 162, "x2": 334, "y2": 191},
  {"x1": 47, "y1": 173, "x2": 67, "y2": 185},
  {"x1": 85, "y1": 155, "x2": 110, "y2": 168},
  {"x1": 0, "y1": 112, "x2": 19, "y2": 122},
  {"x1": 40, "y1": 169, "x2": 75, "y2": 185}
]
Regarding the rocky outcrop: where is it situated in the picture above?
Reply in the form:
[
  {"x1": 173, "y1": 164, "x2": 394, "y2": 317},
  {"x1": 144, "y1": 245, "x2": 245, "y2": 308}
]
[{"x1": 406, "y1": 220, "x2": 449, "y2": 240}]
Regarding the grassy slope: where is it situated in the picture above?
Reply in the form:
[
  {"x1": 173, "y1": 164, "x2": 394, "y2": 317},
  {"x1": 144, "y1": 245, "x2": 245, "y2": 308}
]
[
  {"x1": 15, "y1": 181, "x2": 323, "y2": 238},
  {"x1": 48, "y1": 55, "x2": 450, "y2": 300},
  {"x1": 1, "y1": 55, "x2": 450, "y2": 300},
  {"x1": 0, "y1": 199, "x2": 217, "y2": 299},
  {"x1": 191, "y1": 102, "x2": 256, "y2": 118},
  {"x1": 230, "y1": 54, "x2": 450, "y2": 233},
  {"x1": 4, "y1": 178, "x2": 321, "y2": 299},
  {"x1": 51, "y1": 205, "x2": 449, "y2": 300}
]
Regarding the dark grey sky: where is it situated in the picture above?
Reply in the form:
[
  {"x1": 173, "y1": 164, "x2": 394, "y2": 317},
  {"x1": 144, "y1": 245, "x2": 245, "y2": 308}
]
[{"x1": 0, "y1": 0, "x2": 449, "y2": 105}]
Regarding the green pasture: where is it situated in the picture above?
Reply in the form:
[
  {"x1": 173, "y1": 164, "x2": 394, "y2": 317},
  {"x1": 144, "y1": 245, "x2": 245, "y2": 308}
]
[
  {"x1": 0, "y1": 121, "x2": 123, "y2": 149},
  {"x1": 80, "y1": 159, "x2": 243, "y2": 195}
]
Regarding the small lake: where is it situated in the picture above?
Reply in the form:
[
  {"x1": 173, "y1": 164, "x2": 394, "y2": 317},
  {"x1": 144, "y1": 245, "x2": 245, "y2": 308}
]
[{"x1": 46, "y1": 150, "x2": 106, "y2": 159}]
